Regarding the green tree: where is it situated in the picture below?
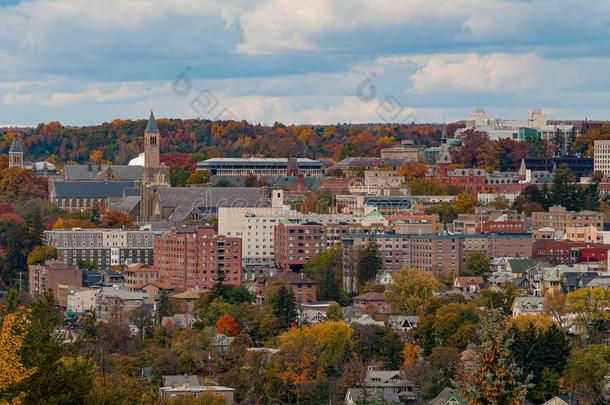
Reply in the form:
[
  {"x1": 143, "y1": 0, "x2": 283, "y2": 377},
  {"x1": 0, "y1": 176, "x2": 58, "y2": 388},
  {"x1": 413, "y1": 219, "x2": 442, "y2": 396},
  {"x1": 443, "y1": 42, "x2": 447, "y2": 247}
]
[
  {"x1": 171, "y1": 168, "x2": 190, "y2": 187},
  {"x1": 304, "y1": 248, "x2": 343, "y2": 302},
  {"x1": 464, "y1": 251, "x2": 491, "y2": 278},
  {"x1": 384, "y1": 268, "x2": 440, "y2": 316},
  {"x1": 510, "y1": 323, "x2": 570, "y2": 402},
  {"x1": 357, "y1": 240, "x2": 381, "y2": 289},
  {"x1": 459, "y1": 311, "x2": 530, "y2": 404},
  {"x1": 157, "y1": 289, "x2": 171, "y2": 323},
  {"x1": 265, "y1": 281, "x2": 298, "y2": 330},
  {"x1": 563, "y1": 345, "x2": 610, "y2": 405},
  {"x1": 326, "y1": 303, "x2": 343, "y2": 321}
]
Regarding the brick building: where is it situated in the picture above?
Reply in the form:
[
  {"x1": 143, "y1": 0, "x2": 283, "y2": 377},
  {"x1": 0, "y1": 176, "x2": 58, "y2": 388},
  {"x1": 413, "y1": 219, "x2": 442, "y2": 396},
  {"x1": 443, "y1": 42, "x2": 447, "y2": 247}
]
[
  {"x1": 252, "y1": 271, "x2": 318, "y2": 304},
  {"x1": 342, "y1": 233, "x2": 532, "y2": 292},
  {"x1": 28, "y1": 260, "x2": 81, "y2": 301},
  {"x1": 532, "y1": 240, "x2": 608, "y2": 265},
  {"x1": 154, "y1": 226, "x2": 242, "y2": 292},
  {"x1": 274, "y1": 221, "x2": 327, "y2": 272},
  {"x1": 124, "y1": 263, "x2": 158, "y2": 289}
]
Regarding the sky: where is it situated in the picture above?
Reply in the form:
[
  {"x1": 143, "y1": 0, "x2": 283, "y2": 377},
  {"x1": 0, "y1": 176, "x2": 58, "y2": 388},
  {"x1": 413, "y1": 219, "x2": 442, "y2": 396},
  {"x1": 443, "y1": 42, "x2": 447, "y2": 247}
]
[{"x1": 1, "y1": 0, "x2": 610, "y2": 126}]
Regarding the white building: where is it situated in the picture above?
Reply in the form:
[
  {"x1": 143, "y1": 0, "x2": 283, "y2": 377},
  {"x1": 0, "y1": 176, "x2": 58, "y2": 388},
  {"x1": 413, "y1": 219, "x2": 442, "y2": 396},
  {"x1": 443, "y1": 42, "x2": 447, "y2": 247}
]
[
  {"x1": 456, "y1": 108, "x2": 578, "y2": 142},
  {"x1": 594, "y1": 140, "x2": 610, "y2": 175},
  {"x1": 67, "y1": 288, "x2": 98, "y2": 313}
]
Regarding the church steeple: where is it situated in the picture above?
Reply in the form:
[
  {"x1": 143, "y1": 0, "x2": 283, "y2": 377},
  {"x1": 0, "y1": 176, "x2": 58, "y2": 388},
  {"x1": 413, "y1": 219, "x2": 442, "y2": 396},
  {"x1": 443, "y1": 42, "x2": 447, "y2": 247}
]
[
  {"x1": 8, "y1": 137, "x2": 24, "y2": 168},
  {"x1": 144, "y1": 111, "x2": 160, "y2": 167},
  {"x1": 518, "y1": 158, "x2": 527, "y2": 181}
]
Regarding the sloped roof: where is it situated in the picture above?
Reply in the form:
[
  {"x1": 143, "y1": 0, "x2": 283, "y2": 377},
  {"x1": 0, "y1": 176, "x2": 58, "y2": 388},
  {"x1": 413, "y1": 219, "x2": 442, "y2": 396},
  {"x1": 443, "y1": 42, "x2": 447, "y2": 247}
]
[
  {"x1": 51, "y1": 180, "x2": 138, "y2": 198},
  {"x1": 353, "y1": 291, "x2": 384, "y2": 301},
  {"x1": 146, "y1": 111, "x2": 159, "y2": 133},
  {"x1": 63, "y1": 165, "x2": 143, "y2": 181},
  {"x1": 428, "y1": 387, "x2": 467, "y2": 405},
  {"x1": 508, "y1": 258, "x2": 537, "y2": 273},
  {"x1": 9, "y1": 137, "x2": 23, "y2": 153}
]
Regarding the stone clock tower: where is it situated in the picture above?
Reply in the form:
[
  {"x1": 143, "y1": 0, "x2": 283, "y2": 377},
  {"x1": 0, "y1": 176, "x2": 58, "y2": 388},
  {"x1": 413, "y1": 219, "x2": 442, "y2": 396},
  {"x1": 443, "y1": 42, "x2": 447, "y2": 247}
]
[{"x1": 140, "y1": 111, "x2": 170, "y2": 222}]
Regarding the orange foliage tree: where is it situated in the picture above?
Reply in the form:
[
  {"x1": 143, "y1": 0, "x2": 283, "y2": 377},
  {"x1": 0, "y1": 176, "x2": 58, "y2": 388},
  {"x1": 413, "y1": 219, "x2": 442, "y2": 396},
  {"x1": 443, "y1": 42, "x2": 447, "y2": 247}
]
[
  {"x1": 100, "y1": 210, "x2": 134, "y2": 228},
  {"x1": 215, "y1": 314, "x2": 239, "y2": 337},
  {"x1": 397, "y1": 162, "x2": 428, "y2": 181}
]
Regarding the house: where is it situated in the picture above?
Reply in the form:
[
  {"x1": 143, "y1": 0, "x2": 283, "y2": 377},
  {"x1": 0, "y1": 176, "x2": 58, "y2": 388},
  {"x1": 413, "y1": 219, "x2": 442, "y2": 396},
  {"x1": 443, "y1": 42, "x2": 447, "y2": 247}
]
[
  {"x1": 159, "y1": 375, "x2": 235, "y2": 404},
  {"x1": 506, "y1": 258, "x2": 537, "y2": 278},
  {"x1": 487, "y1": 272, "x2": 514, "y2": 290},
  {"x1": 541, "y1": 397, "x2": 570, "y2": 405},
  {"x1": 347, "y1": 314, "x2": 385, "y2": 327},
  {"x1": 170, "y1": 289, "x2": 205, "y2": 313},
  {"x1": 352, "y1": 291, "x2": 389, "y2": 313},
  {"x1": 428, "y1": 387, "x2": 467, "y2": 405},
  {"x1": 561, "y1": 271, "x2": 598, "y2": 292},
  {"x1": 300, "y1": 310, "x2": 327, "y2": 325},
  {"x1": 511, "y1": 296, "x2": 545, "y2": 318},
  {"x1": 137, "y1": 281, "x2": 174, "y2": 305},
  {"x1": 345, "y1": 368, "x2": 416, "y2": 405},
  {"x1": 388, "y1": 315, "x2": 420, "y2": 333},
  {"x1": 453, "y1": 277, "x2": 484, "y2": 294},
  {"x1": 162, "y1": 314, "x2": 199, "y2": 329},
  {"x1": 214, "y1": 333, "x2": 235, "y2": 354}
]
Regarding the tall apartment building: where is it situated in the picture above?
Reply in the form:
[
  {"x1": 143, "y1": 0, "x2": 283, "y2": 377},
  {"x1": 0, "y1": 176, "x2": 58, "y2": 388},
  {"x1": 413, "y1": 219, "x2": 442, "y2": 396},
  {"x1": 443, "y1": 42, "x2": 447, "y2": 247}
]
[
  {"x1": 154, "y1": 226, "x2": 242, "y2": 292},
  {"x1": 532, "y1": 205, "x2": 603, "y2": 232},
  {"x1": 44, "y1": 228, "x2": 155, "y2": 270},
  {"x1": 594, "y1": 139, "x2": 610, "y2": 175},
  {"x1": 341, "y1": 233, "x2": 532, "y2": 292},
  {"x1": 219, "y1": 190, "x2": 387, "y2": 268},
  {"x1": 274, "y1": 221, "x2": 327, "y2": 272}
]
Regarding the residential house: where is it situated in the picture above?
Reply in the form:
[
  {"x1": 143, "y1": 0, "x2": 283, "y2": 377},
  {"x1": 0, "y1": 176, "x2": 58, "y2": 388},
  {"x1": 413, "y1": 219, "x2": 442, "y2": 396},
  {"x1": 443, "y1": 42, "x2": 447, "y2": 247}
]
[
  {"x1": 300, "y1": 310, "x2": 327, "y2": 325},
  {"x1": 345, "y1": 368, "x2": 416, "y2": 405},
  {"x1": 138, "y1": 281, "x2": 174, "y2": 305},
  {"x1": 428, "y1": 387, "x2": 467, "y2": 405},
  {"x1": 162, "y1": 314, "x2": 199, "y2": 329},
  {"x1": 170, "y1": 289, "x2": 205, "y2": 313},
  {"x1": 352, "y1": 291, "x2": 389, "y2": 314},
  {"x1": 347, "y1": 314, "x2": 385, "y2": 327},
  {"x1": 388, "y1": 315, "x2": 420, "y2": 333},
  {"x1": 213, "y1": 334, "x2": 235, "y2": 354},
  {"x1": 159, "y1": 375, "x2": 235, "y2": 404},
  {"x1": 511, "y1": 296, "x2": 545, "y2": 318},
  {"x1": 453, "y1": 277, "x2": 484, "y2": 294},
  {"x1": 561, "y1": 271, "x2": 599, "y2": 292},
  {"x1": 252, "y1": 271, "x2": 318, "y2": 304},
  {"x1": 95, "y1": 286, "x2": 148, "y2": 322}
]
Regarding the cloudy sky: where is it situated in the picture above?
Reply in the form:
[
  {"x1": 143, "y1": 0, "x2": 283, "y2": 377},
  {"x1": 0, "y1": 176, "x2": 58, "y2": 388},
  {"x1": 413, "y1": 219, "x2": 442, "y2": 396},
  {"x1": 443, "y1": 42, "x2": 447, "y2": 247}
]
[{"x1": 1, "y1": 0, "x2": 610, "y2": 126}]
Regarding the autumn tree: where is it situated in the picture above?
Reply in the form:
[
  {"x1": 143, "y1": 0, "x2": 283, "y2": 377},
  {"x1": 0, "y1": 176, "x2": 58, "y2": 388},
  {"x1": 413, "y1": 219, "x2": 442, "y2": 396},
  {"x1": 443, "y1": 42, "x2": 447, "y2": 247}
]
[
  {"x1": 186, "y1": 170, "x2": 211, "y2": 186},
  {"x1": 397, "y1": 162, "x2": 428, "y2": 182},
  {"x1": 384, "y1": 268, "x2": 440, "y2": 315},
  {"x1": 26, "y1": 246, "x2": 57, "y2": 266},
  {"x1": 100, "y1": 210, "x2": 134, "y2": 228},
  {"x1": 326, "y1": 303, "x2": 343, "y2": 321},
  {"x1": 543, "y1": 289, "x2": 567, "y2": 325},
  {"x1": 458, "y1": 311, "x2": 530, "y2": 404},
  {"x1": 216, "y1": 314, "x2": 239, "y2": 337},
  {"x1": 567, "y1": 286, "x2": 610, "y2": 341},
  {"x1": 0, "y1": 308, "x2": 36, "y2": 403}
]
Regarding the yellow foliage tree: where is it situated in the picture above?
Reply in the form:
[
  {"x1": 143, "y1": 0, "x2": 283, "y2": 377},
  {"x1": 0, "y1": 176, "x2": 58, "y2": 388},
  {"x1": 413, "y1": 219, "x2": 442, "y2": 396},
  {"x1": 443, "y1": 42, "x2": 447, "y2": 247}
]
[
  {"x1": 385, "y1": 268, "x2": 441, "y2": 315},
  {"x1": 508, "y1": 313, "x2": 555, "y2": 332},
  {"x1": 0, "y1": 309, "x2": 36, "y2": 402},
  {"x1": 402, "y1": 343, "x2": 421, "y2": 366}
]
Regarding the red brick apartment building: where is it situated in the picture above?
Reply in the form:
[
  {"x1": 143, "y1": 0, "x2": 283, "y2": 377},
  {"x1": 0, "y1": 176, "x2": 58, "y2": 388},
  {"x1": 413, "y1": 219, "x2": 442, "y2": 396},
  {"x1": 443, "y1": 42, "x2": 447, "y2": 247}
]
[
  {"x1": 274, "y1": 221, "x2": 327, "y2": 272},
  {"x1": 28, "y1": 260, "x2": 81, "y2": 302},
  {"x1": 532, "y1": 240, "x2": 608, "y2": 265},
  {"x1": 155, "y1": 226, "x2": 242, "y2": 292},
  {"x1": 253, "y1": 271, "x2": 318, "y2": 304}
]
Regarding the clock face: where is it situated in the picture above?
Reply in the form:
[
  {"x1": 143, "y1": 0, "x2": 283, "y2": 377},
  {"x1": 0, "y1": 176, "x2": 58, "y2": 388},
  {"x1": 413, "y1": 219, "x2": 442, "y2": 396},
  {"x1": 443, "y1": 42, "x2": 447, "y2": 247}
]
[{"x1": 152, "y1": 147, "x2": 158, "y2": 153}]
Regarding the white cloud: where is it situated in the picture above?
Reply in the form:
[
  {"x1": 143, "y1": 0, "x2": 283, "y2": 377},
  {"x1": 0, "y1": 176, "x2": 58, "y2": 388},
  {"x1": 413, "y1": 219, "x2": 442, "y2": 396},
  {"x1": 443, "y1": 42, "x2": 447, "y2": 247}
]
[
  {"x1": 43, "y1": 82, "x2": 151, "y2": 106},
  {"x1": 408, "y1": 53, "x2": 543, "y2": 93}
]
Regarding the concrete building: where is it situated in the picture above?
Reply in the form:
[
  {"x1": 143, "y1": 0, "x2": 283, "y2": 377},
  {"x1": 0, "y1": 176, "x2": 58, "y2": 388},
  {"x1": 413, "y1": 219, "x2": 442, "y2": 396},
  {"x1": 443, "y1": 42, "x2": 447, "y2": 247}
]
[
  {"x1": 594, "y1": 139, "x2": 610, "y2": 175},
  {"x1": 532, "y1": 206, "x2": 603, "y2": 232},
  {"x1": 379, "y1": 140, "x2": 423, "y2": 161},
  {"x1": 28, "y1": 260, "x2": 81, "y2": 301},
  {"x1": 197, "y1": 157, "x2": 323, "y2": 177},
  {"x1": 95, "y1": 286, "x2": 148, "y2": 322},
  {"x1": 154, "y1": 226, "x2": 242, "y2": 292},
  {"x1": 67, "y1": 288, "x2": 97, "y2": 314},
  {"x1": 44, "y1": 228, "x2": 155, "y2": 270}
]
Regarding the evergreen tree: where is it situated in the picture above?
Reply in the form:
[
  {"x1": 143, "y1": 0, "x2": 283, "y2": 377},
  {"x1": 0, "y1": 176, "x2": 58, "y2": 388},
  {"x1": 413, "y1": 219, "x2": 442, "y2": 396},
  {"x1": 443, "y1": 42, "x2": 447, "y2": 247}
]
[
  {"x1": 157, "y1": 289, "x2": 171, "y2": 323},
  {"x1": 459, "y1": 311, "x2": 531, "y2": 404},
  {"x1": 304, "y1": 248, "x2": 343, "y2": 302},
  {"x1": 552, "y1": 164, "x2": 575, "y2": 209},
  {"x1": 357, "y1": 240, "x2": 381, "y2": 288},
  {"x1": 265, "y1": 281, "x2": 298, "y2": 330}
]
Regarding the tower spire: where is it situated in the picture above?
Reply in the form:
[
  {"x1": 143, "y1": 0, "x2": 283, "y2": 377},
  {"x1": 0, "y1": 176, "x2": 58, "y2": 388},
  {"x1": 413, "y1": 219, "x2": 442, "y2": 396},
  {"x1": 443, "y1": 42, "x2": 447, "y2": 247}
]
[{"x1": 145, "y1": 111, "x2": 159, "y2": 133}]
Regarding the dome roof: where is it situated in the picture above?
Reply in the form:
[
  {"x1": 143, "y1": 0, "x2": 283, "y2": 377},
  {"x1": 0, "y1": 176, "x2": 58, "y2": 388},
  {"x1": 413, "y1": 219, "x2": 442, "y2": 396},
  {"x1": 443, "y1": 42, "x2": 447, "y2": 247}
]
[{"x1": 128, "y1": 153, "x2": 145, "y2": 166}]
